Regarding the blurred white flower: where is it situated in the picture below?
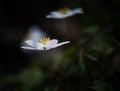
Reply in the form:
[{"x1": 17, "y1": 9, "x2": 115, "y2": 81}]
[
  {"x1": 46, "y1": 7, "x2": 84, "y2": 19},
  {"x1": 21, "y1": 37, "x2": 70, "y2": 50},
  {"x1": 21, "y1": 26, "x2": 48, "y2": 49},
  {"x1": 24, "y1": 26, "x2": 47, "y2": 42}
]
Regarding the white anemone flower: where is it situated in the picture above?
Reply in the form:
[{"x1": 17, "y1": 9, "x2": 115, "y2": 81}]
[
  {"x1": 21, "y1": 37, "x2": 70, "y2": 50},
  {"x1": 46, "y1": 7, "x2": 84, "y2": 19}
]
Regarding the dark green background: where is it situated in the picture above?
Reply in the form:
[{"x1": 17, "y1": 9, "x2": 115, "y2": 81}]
[{"x1": 0, "y1": 0, "x2": 120, "y2": 91}]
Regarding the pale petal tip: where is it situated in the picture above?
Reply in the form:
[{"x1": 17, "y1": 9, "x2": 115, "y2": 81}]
[
  {"x1": 62, "y1": 41, "x2": 70, "y2": 44},
  {"x1": 46, "y1": 15, "x2": 51, "y2": 18},
  {"x1": 21, "y1": 46, "x2": 27, "y2": 49},
  {"x1": 65, "y1": 41, "x2": 70, "y2": 44},
  {"x1": 21, "y1": 46, "x2": 34, "y2": 50},
  {"x1": 21, "y1": 46, "x2": 25, "y2": 48},
  {"x1": 74, "y1": 8, "x2": 84, "y2": 14}
]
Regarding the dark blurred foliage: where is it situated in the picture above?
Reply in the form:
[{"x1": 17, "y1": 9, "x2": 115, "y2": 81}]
[{"x1": 0, "y1": 0, "x2": 120, "y2": 91}]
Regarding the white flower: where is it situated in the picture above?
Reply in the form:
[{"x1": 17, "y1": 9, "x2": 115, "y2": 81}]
[
  {"x1": 21, "y1": 37, "x2": 70, "y2": 50},
  {"x1": 46, "y1": 7, "x2": 84, "y2": 19}
]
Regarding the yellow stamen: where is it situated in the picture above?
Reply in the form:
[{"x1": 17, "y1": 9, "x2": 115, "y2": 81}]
[
  {"x1": 40, "y1": 37, "x2": 50, "y2": 45},
  {"x1": 60, "y1": 8, "x2": 69, "y2": 15}
]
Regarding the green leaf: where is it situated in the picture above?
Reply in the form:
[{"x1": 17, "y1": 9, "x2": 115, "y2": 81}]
[
  {"x1": 84, "y1": 26, "x2": 98, "y2": 34},
  {"x1": 91, "y1": 80, "x2": 106, "y2": 91},
  {"x1": 78, "y1": 38, "x2": 87, "y2": 45},
  {"x1": 91, "y1": 80, "x2": 113, "y2": 91},
  {"x1": 53, "y1": 85, "x2": 59, "y2": 91},
  {"x1": 92, "y1": 34, "x2": 112, "y2": 55},
  {"x1": 44, "y1": 87, "x2": 49, "y2": 91},
  {"x1": 19, "y1": 68, "x2": 44, "y2": 90},
  {"x1": 59, "y1": 46, "x2": 77, "y2": 67},
  {"x1": 59, "y1": 46, "x2": 77, "y2": 80},
  {"x1": 60, "y1": 61, "x2": 73, "y2": 80},
  {"x1": 84, "y1": 49, "x2": 99, "y2": 62},
  {"x1": 78, "y1": 52, "x2": 86, "y2": 77}
]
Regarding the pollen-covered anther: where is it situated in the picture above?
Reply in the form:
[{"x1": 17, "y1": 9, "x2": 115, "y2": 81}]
[
  {"x1": 40, "y1": 37, "x2": 50, "y2": 45},
  {"x1": 60, "y1": 8, "x2": 69, "y2": 15}
]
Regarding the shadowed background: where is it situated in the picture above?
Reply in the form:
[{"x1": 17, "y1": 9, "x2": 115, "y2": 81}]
[{"x1": 0, "y1": 0, "x2": 120, "y2": 91}]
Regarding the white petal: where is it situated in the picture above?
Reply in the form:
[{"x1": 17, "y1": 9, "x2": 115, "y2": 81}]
[
  {"x1": 25, "y1": 40, "x2": 34, "y2": 46},
  {"x1": 50, "y1": 11, "x2": 62, "y2": 16},
  {"x1": 46, "y1": 15, "x2": 65, "y2": 19},
  {"x1": 46, "y1": 11, "x2": 66, "y2": 19},
  {"x1": 46, "y1": 8, "x2": 83, "y2": 19},
  {"x1": 45, "y1": 39, "x2": 58, "y2": 47},
  {"x1": 64, "y1": 11, "x2": 74, "y2": 17},
  {"x1": 25, "y1": 40, "x2": 44, "y2": 48},
  {"x1": 21, "y1": 46, "x2": 44, "y2": 50},
  {"x1": 29, "y1": 26, "x2": 47, "y2": 41},
  {"x1": 65, "y1": 9, "x2": 83, "y2": 17},
  {"x1": 73, "y1": 8, "x2": 84, "y2": 14},
  {"x1": 36, "y1": 42, "x2": 44, "y2": 48},
  {"x1": 52, "y1": 41, "x2": 70, "y2": 48},
  {"x1": 46, "y1": 15, "x2": 52, "y2": 18},
  {"x1": 21, "y1": 46, "x2": 38, "y2": 50}
]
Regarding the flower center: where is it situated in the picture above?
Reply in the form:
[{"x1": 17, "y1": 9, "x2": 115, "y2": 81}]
[
  {"x1": 40, "y1": 37, "x2": 50, "y2": 45},
  {"x1": 60, "y1": 8, "x2": 69, "y2": 15}
]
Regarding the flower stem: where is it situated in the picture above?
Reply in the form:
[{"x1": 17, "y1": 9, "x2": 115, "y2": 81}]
[
  {"x1": 42, "y1": 49, "x2": 60, "y2": 82},
  {"x1": 43, "y1": 49, "x2": 48, "y2": 69}
]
